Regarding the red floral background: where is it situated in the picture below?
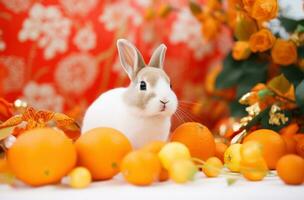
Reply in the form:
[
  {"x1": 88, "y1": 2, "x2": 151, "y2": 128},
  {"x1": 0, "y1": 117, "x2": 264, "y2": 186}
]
[{"x1": 0, "y1": 0, "x2": 232, "y2": 127}]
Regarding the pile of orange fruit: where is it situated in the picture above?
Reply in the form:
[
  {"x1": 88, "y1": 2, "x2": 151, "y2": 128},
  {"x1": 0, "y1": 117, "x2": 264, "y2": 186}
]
[{"x1": 0, "y1": 122, "x2": 304, "y2": 188}]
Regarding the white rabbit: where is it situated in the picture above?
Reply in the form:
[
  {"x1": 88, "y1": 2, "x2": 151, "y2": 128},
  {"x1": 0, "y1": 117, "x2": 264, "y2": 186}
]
[{"x1": 82, "y1": 39, "x2": 178, "y2": 149}]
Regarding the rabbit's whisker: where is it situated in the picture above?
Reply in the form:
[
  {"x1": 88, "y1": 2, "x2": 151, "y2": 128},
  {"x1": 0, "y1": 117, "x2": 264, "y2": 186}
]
[
  {"x1": 176, "y1": 107, "x2": 194, "y2": 122},
  {"x1": 174, "y1": 110, "x2": 185, "y2": 123},
  {"x1": 178, "y1": 106, "x2": 201, "y2": 122},
  {"x1": 177, "y1": 108, "x2": 194, "y2": 122}
]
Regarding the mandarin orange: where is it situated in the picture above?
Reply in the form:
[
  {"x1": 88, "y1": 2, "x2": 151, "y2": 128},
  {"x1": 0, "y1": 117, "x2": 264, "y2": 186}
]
[
  {"x1": 202, "y1": 157, "x2": 223, "y2": 177},
  {"x1": 276, "y1": 154, "x2": 304, "y2": 185},
  {"x1": 296, "y1": 138, "x2": 304, "y2": 158},
  {"x1": 282, "y1": 135, "x2": 297, "y2": 154},
  {"x1": 75, "y1": 127, "x2": 132, "y2": 180},
  {"x1": 7, "y1": 128, "x2": 77, "y2": 186},
  {"x1": 170, "y1": 122, "x2": 215, "y2": 161},
  {"x1": 244, "y1": 129, "x2": 286, "y2": 169},
  {"x1": 121, "y1": 150, "x2": 161, "y2": 186},
  {"x1": 0, "y1": 158, "x2": 10, "y2": 173},
  {"x1": 240, "y1": 158, "x2": 268, "y2": 181},
  {"x1": 293, "y1": 134, "x2": 304, "y2": 142},
  {"x1": 141, "y1": 140, "x2": 166, "y2": 154},
  {"x1": 215, "y1": 142, "x2": 228, "y2": 162},
  {"x1": 141, "y1": 140, "x2": 169, "y2": 181},
  {"x1": 279, "y1": 123, "x2": 299, "y2": 138}
]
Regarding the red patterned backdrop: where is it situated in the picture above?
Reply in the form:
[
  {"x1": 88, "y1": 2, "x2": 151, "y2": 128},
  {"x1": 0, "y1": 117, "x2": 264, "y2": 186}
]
[{"x1": 0, "y1": 0, "x2": 232, "y2": 127}]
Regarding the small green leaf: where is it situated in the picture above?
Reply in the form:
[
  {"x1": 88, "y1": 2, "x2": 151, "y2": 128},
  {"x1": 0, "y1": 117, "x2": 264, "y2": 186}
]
[
  {"x1": 0, "y1": 127, "x2": 14, "y2": 141},
  {"x1": 296, "y1": 80, "x2": 304, "y2": 108},
  {"x1": 267, "y1": 74, "x2": 292, "y2": 95},
  {"x1": 280, "y1": 17, "x2": 304, "y2": 32},
  {"x1": 295, "y1": 24, "x2": 304, "y2": 33},
  {"x1": 258, "y1": 89, "x2": 273, "y2": 100},
  {"x1": 227, "y1": 178, "x2": 237, "y2": 186},
  {"x1": 189, "y1": 1, "x2": 202, "y2": 16}
]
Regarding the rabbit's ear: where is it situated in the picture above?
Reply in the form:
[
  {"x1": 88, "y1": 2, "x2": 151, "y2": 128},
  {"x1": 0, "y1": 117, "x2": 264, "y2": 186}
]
[
  {"x1": 117, "y1": 39, "x2": 146, "y2": 80},
  {"x1": 148, "y1": 44, "x2": 167, "y2": 69}
]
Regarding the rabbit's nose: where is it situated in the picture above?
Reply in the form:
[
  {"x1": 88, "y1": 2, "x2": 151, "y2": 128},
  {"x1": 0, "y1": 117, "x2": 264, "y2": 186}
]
[{"x1": 160, "y1": 100, "x2": 169, "y2": 105}]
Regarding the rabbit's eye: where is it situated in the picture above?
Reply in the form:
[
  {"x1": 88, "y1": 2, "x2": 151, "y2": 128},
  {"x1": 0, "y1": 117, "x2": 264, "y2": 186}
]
[
  {"x1": 170, "y1": 83, "x2": 172, "y2": 89},
  {"x1": 140, "y1": 81, "x2": 147, "y2": 91}
]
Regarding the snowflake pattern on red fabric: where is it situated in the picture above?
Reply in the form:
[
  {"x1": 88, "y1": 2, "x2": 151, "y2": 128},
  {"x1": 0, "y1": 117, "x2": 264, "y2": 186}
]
[{"x1": 0, "y1": 0, "x2": 230, "y2": 124}]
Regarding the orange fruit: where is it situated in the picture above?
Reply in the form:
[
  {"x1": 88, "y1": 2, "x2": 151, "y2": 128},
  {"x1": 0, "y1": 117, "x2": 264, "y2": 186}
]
[
  {"x1": 121, "y1": 150, "x2": 161, "y2": 186},
  {"x1": 7, "y1": 128, "x2": 77, "y2": 186},
  {"x1": 240, "y1": 159, "x2": 268, "y2": 181},
  {"x1": 241, "y1": 141, "x2": 264, "y2": 164},
  {"x1": 0, "y1": 158, "x2": 10, "y2": 173},
  {"x1": 244, "y1": 129, "x2": 286, "y2": 169},
  {"x1": 141, "y1": 140, "x2": 168, "y2": 181},
  {"x1": 141, "y1": 141, "x2": 166, "y2": 154},
  {"x1": 282, "y1": 135, "x2": 297, "y2": 154},
  {"x1": 158, "y1": 168, "x2": 169, "y2": 182},
  {"x1": 202, "y1": 157, "x2": 223, "y2": 177},
  {"x1": 170, "y1": 122, "x2": 215, "y2": 161},
  {"x1": 75, "y1": 127, "x2": 132, "y2": 180},
  {"x1": 215, "y1": 142, "x2": 228, "y2": 162},
  {"x1": 296, "y1": 138, "x2": 304, "y2": 158},
  {"x1": 279, "y1": 123, "x2": 299, "y2": 138},
  {"x1": 294, "y1": 134, "x2": 304, "y2": 143},
  {"x1": 276, "y1": 154, "x2": 304, "y2": 185}
]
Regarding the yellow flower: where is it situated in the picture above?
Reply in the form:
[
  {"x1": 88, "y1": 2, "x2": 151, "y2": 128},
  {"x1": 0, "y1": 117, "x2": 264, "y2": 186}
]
[
  {"x1": 201, "y1": 17, "x2": 221, "y2": 41},
  {"x1": 228, "y1": 0, "x2": 243, "y2": 8},
  {"x1": 271, "y1": 39, "x2": 298, "y2": 66},
  {"x1": 234, "y1": 11, "x2": 258, "y2": 41},
  {"x1": 227, "y1": 0, "x2": 243, "y2": 28},
  {"x1": 206, "y1": 0, "x2": 222, "y2": 12},
  {"x1": 242, "y1": 0, "x2": 255, "y2": 12},
  {"x1": 250, "y1": 0, "x2": 278, "y2": 21},
  {"x1": 232, "y1": 41, "x2": 251, "y2": 60},
  {"x1": 249, "y1": 29, "x2": 276, "y2": 52}
]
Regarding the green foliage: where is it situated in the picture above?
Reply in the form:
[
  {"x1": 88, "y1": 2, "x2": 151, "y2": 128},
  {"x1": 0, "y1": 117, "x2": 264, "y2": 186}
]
[
  {"x1": 237, "y1": 58, "x2": 267, "y2": 98},
  {"x1": 216, "y1": 53, "x2": 267, "y2": 93},
  {"x1": 297, "y1": 45, "x2": 304, "y2": 59},
  {"x1": 229, "y1": 100, "x2": 247, "y2": 117},
  {"x1": 280, "y1": 66, "x2": 304, "y2": 87},
  {"x1": 216, "y1": 53, "x2": 268, "y2": 117},
  {"x1": 295, "y1": 25, "x2": 304, "y2": 33},
  {"x1": 296, "y1": 80, "x2": 304, "y2": 114},
  {"x1": 216, "y1": 53, "x2": 243, "y2": 89},
  {"x1": 280, "y1": 17, "x2": 304, "y2": 32}
]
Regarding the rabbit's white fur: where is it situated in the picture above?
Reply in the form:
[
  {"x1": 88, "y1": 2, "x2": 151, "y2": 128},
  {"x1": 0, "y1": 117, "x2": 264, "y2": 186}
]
[{"x1": 82, "y1": 39, "x2": 177, "y2": 149}]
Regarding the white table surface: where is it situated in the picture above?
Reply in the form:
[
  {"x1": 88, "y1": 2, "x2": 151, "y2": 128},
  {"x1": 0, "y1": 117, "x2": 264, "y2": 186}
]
[{"x1": 0, "y1": 174, "x2": 303, "y2": 200}]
